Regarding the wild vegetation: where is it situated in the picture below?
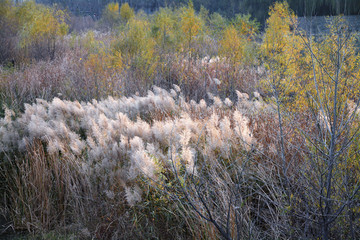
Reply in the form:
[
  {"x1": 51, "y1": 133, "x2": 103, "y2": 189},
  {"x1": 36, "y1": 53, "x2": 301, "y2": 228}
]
[{"x1": 0, "y1": 0, "x2": 360, "y2": 239}]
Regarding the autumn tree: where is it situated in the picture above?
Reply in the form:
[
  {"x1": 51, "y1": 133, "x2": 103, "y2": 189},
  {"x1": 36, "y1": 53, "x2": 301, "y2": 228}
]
[
  {"x1": 119, "y1": 2, "x2": 134, "y2": 23},
  {"x1": 151, "y1": 7, "x2": 176, "y2": 53},
  {"x1": 262, "y1": 3, "x2": 360, "y2": 238},
  {"x1": 0, "y1": 0, "x2": 69, "y2": 62},
  {"x1": 179, "y1": 0, "x2": 203, "y2": 59},
  {"x1": 80, "y1": 30, "x2": 123, "y2": 100},
  {"x1": 258, "y1": 4, "x2": 305, "y2": 233},
  {"x1": 112, "y1": 16, "x2": 157, "y2": 89},
  {"x1": 101, "y1": 2, "x2": 121, "y2": 28},
  {"x1": 207, "y1": 12, "x2": 227, "y2": 39},
  {"x1": 218, "y1": 24, "x2": 243, "y2": 97},
  {"x1": 218, "y1": 14, "x2": 258, "y2": 98},
  {"x1": 20, "y1": 3, "x2": 68, "y2": 60},
  {"x1": 261, "y1": 1, "x2": 305, "y2": 111},
  {"x1": 292, "y1": 16, "x2": 360, "y2": 239},
  {"x1": 219, "y1": 25, "x2": 243, "y2": 64},
  {"x1": 220, "y1": 14, "x2": 258, "y2": 66},
  {"x1": 0, "y1": 0, "x2": 17, "y2": 63}
]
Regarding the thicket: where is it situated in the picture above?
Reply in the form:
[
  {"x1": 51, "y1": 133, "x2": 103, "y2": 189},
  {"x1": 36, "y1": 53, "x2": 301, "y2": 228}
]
[
  {"x1": 0, "y1": 1, "x2": 360, "y2": 239},
  {"x1": 0, "y1": 0, "x2": 68, "y2": 63}
]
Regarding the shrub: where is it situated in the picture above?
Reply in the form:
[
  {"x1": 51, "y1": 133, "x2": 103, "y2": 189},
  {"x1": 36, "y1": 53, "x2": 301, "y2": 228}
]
[
  {"x1": 119, "y1": 3, "x2": 134, "y2": 23},
  {"x1": 0, "y1": 0, "x2": 69, "y2": 63},
  {"x1": 101, "y1": 2, "x2": 120, "y2": 29}
]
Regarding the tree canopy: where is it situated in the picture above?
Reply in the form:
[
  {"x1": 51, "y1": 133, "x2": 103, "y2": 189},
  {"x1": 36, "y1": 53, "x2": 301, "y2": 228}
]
[{"x1": 34, "y1": 0, "x2": 360, "y2": 25}]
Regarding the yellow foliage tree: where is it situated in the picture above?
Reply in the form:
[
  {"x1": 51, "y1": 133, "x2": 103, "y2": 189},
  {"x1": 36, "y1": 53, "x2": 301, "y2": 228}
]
[
  {"x1": 220, "y1": 14, "x2": 259, "y2": 66},
  {"x1": 219, "y1": 25, "x2": 244, "y2": 65},
  {"x1": 299, "y1": 17, "x2": 360, "y2": 112},
  {"x1": 218, "y1": 16, "x2": 258, "y2": 96},
  {"x1": 0, "y1": 0, "x2": 13, "y2": 21},
  {"x1": 218, "y1": 24, "x2": 245, "y2": 96},
  {"x1": 14, "y1": 0, "x2": 37, "y2": 28},
  {"x1": 18, "y1": 1, "x2": 68, "y2": 60},
  {"x1": 233, "y1": 14, "x2": 258, "y2": 41},
  {"x1": 83, "y1": 45, "x2": 123, "y2": 99},
  {"x1": 113, "y1": 17, "x2": 157, "y2": 83},
  {"x1": 208, "y1": 12, "x2": 227, "y2": 38},
  {"x1": 291, "y1": 17, "x2": 360, "y2": 238},
  {"x1": 102, "y1": 2, "x2": 121, "y2": 28},
  {"x1": 120, "y1": 3, "x2": 134, "y2": 23},
  {"x1": 110, "y1": 49, "x2": 123, "y2": 72},
  {"x1": 152, "y1": 7, "x2": 176, "y2": 52},
  {"x1": 0, "y1": 0, "x2": 17, "y2": 62},
  {"x1": 263, "y1": 3, "x2": 360, "y2": 114},
  {"x1": 179, "y1": 0, "x2": 203, "y2": 58},
  {"x1": 261, "y1": 1, "x2": 304, "y2": 110},
  {"x1": 118, "y1": 18, "x2": 150, "y2": 57}
]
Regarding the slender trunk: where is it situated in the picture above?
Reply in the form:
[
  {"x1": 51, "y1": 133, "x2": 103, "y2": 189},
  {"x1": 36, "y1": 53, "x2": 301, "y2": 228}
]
[
  {"x1": 348, "y1": 205, "x2": 355, "y2": 240},
  {"x1": 323, "y1": 30, "x2": 341, "y2": 240},
  {"x1": 273, "y1": 76, "x2": 289, "y2": 197},
  {"x1": 322, "y1": 222, "x2": 329, "y2": 240}
]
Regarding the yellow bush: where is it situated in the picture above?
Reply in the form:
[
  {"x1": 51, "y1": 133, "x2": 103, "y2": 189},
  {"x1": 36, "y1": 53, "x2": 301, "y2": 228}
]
[
  {"x1": 120, "y1": 3, "x2": 134, "y2": 23},
  {"x1": 179, "y1": 0, "x2": 203, "y2": 57},
  {"x1": 102, "y1": 2, "x2": 120, "y2": 28},
  {"x1": 219, "y1": 25, "x2": 244, "y2": 65},
  {"x1": 152, "y1": 7, "x2": 176, "y2": 51},
  {"x1": 112, "y1": 17, "x2": 158, "y2": 82},
  {"x1": 17, "y1": 1, "x2": 68, "y2": 60},
  {"x1": 261, "y1": 1, "x2": 303, "y2": 109}
]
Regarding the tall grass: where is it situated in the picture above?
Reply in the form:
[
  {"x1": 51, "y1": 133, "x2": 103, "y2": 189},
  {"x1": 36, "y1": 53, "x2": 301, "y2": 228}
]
[{"x1": 0, "y1": 85, "x2": 291, "y2": 239}]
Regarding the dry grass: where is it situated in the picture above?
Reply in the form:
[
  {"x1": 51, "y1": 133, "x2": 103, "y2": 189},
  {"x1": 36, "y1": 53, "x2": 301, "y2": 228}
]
[{"x1": 0, "y1": 85, "x2": 287, "y2": 239}]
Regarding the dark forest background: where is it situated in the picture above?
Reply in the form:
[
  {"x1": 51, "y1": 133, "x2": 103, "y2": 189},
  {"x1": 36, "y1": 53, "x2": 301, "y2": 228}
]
[{"x1": 34, "y1": 0, "x2": 360, "y2": 25}]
